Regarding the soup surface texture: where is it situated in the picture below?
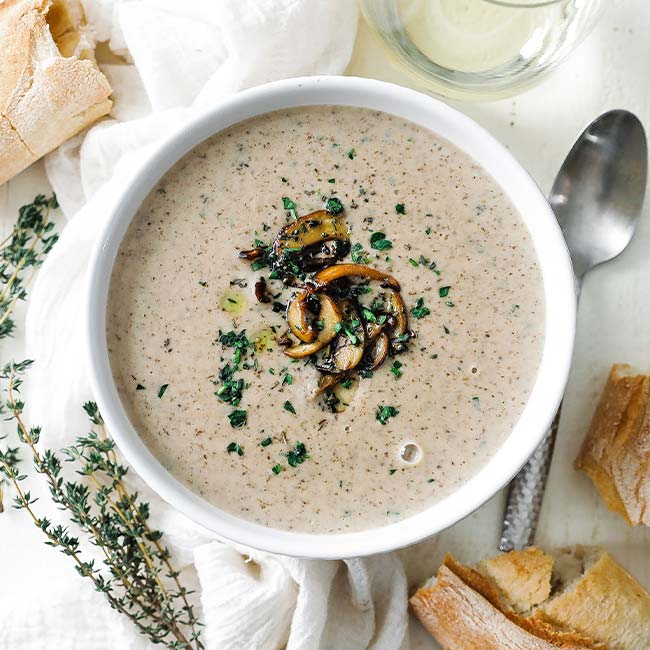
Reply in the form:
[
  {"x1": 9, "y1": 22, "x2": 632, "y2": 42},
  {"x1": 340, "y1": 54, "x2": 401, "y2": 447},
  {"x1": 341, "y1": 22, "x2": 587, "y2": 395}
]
[{"x1": 107, "y1": 106, "x2": 545, "y2": 533}]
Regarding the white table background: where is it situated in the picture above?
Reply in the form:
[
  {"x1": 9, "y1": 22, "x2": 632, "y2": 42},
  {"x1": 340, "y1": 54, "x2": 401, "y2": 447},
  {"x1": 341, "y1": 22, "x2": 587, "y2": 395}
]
[{"x1": 1, "y1": 2, "x2": 649, "y2": 648}]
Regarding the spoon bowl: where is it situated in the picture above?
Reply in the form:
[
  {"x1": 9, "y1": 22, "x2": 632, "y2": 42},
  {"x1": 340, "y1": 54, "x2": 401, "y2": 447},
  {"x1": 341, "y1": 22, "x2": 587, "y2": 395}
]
[{"x1": 549, "y1": 110, "x2": 647, "y2": 280}]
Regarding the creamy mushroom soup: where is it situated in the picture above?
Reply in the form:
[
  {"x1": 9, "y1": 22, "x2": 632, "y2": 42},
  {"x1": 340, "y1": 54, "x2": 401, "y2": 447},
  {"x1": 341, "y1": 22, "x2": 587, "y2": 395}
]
[{"x1": 107, "y1": 106, "x2": 544, "y2": 533}]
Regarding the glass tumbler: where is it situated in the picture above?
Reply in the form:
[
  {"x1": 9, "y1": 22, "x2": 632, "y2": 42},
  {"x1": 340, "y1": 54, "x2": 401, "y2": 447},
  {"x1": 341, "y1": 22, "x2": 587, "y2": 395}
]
[{"x1": 359, "y1": 0, "x2": 605, "y2": 100}]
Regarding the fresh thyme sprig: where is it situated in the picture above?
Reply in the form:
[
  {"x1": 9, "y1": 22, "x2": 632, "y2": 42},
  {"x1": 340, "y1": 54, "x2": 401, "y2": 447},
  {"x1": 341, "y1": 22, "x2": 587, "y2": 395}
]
[
  {"x1": 0, "y1": 194, "x2": 59, "y2": 339},
  {"x1": 0, "y1": 361, "x2": 203, "y2": 648}
]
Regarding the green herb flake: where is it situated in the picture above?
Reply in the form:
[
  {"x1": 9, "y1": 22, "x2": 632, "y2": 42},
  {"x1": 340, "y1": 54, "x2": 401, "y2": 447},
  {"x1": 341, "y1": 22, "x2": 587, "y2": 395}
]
[
  {"x1": 395, "y1": 203, "x2": 406, "y2": 214},
  {"x1": 347, "y1": 148, "x2": 356, "y2": 159},
  {"x1": 284, "y1": 400, "x2": 296, "y2": 415},
  {"x1": 285, "y1": 441, "x2": 309, "y2": 467},
  {"x1": 425, "y1": 227, "x2": 431, "y2": 236},
  {"x1": 325, "y1": 197, "x2": 343, "y2": 215},
  {"x1": 471, "y1": 396, "x2": 480, "y2": 408},
  {"x1": 327, "y1": 178, "x2": 336, "y2": 184},
  {"x1": 410, "y1": 297, "x2": 431, "y2": 319},
  {"x1": 157, "y1": 384, "x2": 169, "y2": 399},
  {"x1": 390, "y1": 360, "x2": 403, "y2": 379},
  {"x1": 227, "y1": 409, "x2": 247, "y2": 428},
  {"x1": 135, "y1": 383, "x2": 145, "y2": 391},
  {"x1": 376, "y1": 405, "x2": 399, "y2": 425},
  {"x1": 282, "y1": 373, "x2": 293, "y2": 386},
  {"x1": 389, "y1": 469, "x2": 397, "y2": 475},
  {"x1": 439, "y1": 286, "x2": 451, "y2": 298},
  {"x1": 282, "y1": 196, "x2": 296, "y2": 211},
  {"x1": 341, "y1": 378, "x2": 353, "y2": 389},
  {"x1": 370, "y1": 232, "x2": 393, "y2": 251},
  {"x1": 198, "y1": 280, "x2": 208, "y2": 287},
  {"x1": 226, "y1": 441, "x2": 244, "y2": 456},
  {"x1": 272, "y1": 463, "x2": 283, "y2": 475},
  {"x1": 350, "y1": 242, "x2": 370, "y2": 264},
  {"x1": 446, "y1": 301, "x2": 455, "y2": 308},
  {"x1": 261, "y1": 437, "x2": 273, "y2": 447}
]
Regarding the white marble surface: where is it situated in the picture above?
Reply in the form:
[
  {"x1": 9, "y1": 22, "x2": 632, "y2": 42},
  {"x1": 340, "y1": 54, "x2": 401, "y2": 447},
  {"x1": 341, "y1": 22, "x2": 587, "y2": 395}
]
[{"x1": 1, "y1": 2, "x2": 649, "y2": 648}]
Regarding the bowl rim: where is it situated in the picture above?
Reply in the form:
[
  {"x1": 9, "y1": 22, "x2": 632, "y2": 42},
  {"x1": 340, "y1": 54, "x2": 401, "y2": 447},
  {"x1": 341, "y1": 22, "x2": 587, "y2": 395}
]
[{"x1": 86, "y1": 75, "x2": 576, "y2": 559}]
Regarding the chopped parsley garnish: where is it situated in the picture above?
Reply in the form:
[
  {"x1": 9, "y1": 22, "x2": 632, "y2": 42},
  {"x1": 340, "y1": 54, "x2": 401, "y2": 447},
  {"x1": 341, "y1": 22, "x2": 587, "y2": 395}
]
[
  {"x1": 350, "y1": 242, "x2": 370, "y2": 264},
  {"x1": 282, "y1": 373, "x2": 293, "y2": 386},
  {"x1": 285, "y1": 441, "x2": 309, "y2": 467},
  {"x1": 439, "y1": 286, "x2": 451, "y2": 298},
  {"x1": 341, "y1": 378, "x2": 353, "y2": 389},
  {"x1": 389, "y1": 469, "x2": 397, "y2": 475},
  {"x1": 251, "y1": 260, "x2": 265, "y2": 272},
  {"x1": 370, "y1": 232, "x2": 392, "y2": 251},
  {"x1": 157, "y1": 384, "x2": 169, "y2": 398},
  {"x1": 261, "y1": 437, "x2": 273, "y2": 447},
  {"x1": 360, "y1": 370, "x2": 374, "y2": 379},
  {"x1": 390, "y1": 360, "x2": 403, "y2": 379},
  {"x1": 408, "y1": 258, "x2": 419, "y2": 268},
  {"x1": 325, "y1": 197, "x2": 343, "y2": 215},
  {"x1": 410, "y1": 297, "x2": 430, "y2": 319},
  {"x1": 272, "y1": 463, "x2": 283, "y2": 475},
  {"x1": 376, "y1": 405, "x2": 399, "y2": 425},
  {"x1": 334, "y1": 320, "x2": 360, "y2": 345},
  {"x1": 446, "y1": 301, "x2": 455, "y2": 308},
  {"x1": 136, "y1": 383, "x2": 145, "y2": 391},
  {"x1": 226, "y1": 441, "x2": 244, "y2": 456},
  {"x1": 227, "y1": 409, "x2": 247, "y2": 428},
  {"x1": 395, "y1": 203, "x2": 405, "y2": 214},
  {"x1": 198, "y1": 280, "x2": 208, "y2": 287},
  {"x1": 472, "y1": 396, "x2": 480, "y2": 408},
  {"x1": 282, "y1": 196, "x2": 296, "y2": 212},
  {"x1": 216, "y1": 330, "x2": 252, "y2": 410},
  {"x1": 327, "y1": 178, "x2": 336, "y2": 184},
  {"x1": 425, "y1": 227, "x2": 431, "y2": 235},
  {"x1": 362, "y1": 308, "x2": 377, "y2": 322},
  {"x1": 283, "y1": 400, "x2": 296, "y2": 414},
  {"x1": 347, "y1": 148, "x2": 356, "y2": 159}
]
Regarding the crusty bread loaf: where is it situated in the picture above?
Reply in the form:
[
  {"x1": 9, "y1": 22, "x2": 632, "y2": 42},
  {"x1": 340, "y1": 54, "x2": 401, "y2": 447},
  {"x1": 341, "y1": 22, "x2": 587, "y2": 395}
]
[
  {"x1": 410, "y1": 545, "x2": 650, "y2": 650},
  {"x1": 575, "y1": 364, "x2": 650, "y2": 526},
  {"x1": 0, "y1": 0, "x2": 112, "y2": 185}
]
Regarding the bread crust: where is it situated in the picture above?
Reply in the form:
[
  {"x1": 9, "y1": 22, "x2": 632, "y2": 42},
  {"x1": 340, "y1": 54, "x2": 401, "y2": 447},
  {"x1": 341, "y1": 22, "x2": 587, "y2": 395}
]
[
  {"x1": 575, "y1": 364, "x2": 650, "y2": 526},
  {"x1": 0, "y1": 0, "x2": 112, "y2": 184},
  {"x1": 410, "y1": 553, "x2": 602, "y2": 650},
  {"x1": 535, "y1": 550, "x2": 650, "y2": 650},
  {"x1": 411, "y1": 546, "x2": 650, "y2": 650}
]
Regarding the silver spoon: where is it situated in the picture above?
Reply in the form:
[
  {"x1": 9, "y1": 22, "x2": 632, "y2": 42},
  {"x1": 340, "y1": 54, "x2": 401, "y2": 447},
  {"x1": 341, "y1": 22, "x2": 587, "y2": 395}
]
[{"x1": 499, "y1": 109, "x2": 647, "y2": 552}]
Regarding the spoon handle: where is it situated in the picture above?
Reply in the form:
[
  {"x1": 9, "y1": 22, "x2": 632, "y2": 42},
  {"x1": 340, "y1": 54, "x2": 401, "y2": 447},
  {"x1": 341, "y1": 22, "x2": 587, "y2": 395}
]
[{"x1": 498, "y1": 406, "x2": 562, "y2": 552}]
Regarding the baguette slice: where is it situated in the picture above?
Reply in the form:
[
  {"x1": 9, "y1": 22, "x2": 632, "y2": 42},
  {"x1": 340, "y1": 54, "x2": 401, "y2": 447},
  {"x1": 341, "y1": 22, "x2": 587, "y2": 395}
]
[
  {"x1": 575, "y1": 364, "x2": 650, "y2": 526},
  {"x1": 0, "y1": 0, "x2": 112, "y2": 185},
  {"x1": 411, "y1": 546, "x2": 650, "y2": 650}
]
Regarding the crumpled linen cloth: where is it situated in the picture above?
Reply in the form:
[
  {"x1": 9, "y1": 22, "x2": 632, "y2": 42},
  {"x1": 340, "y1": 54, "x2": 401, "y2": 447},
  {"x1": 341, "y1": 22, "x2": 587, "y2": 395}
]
[{"x1": 10, "y1": 1, "x2": 411, "y2": 649}]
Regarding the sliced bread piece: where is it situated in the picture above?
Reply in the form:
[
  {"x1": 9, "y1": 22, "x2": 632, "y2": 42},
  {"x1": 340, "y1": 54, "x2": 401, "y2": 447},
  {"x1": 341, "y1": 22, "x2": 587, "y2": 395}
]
[
  {"x1": 575, "y1": 364, "x2": 650, "y2": 526},
  {"x1": 0, "y1": 0, "x2": 112, "y2": 184},
  {"x1": 411, "y1": 545, "x2": 650, "y2": 650}
]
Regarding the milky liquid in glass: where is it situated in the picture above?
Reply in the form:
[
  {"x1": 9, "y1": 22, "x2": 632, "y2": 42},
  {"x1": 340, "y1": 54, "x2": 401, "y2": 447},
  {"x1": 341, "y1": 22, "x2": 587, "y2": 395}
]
[{"x1": 361, "y1": 0, "x2": 604, "y2": 99}]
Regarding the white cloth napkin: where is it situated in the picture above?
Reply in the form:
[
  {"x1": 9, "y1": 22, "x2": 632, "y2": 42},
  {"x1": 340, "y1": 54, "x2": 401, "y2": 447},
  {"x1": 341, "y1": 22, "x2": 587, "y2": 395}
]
[{"x1": 14, "y1": 1, "x2": 411, "y2": 649}]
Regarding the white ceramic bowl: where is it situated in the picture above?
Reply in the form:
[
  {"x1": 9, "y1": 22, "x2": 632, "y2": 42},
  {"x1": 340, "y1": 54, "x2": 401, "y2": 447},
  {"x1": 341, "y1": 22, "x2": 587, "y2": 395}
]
[{"x1": 86, "y1": 76, "x2": 575, "y2": 559}]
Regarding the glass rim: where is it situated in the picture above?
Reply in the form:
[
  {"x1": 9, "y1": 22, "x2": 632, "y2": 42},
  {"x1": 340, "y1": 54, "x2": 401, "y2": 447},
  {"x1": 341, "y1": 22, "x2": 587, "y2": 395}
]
[{"x1": 483, "y1": 0, "x2": 564, "y2": 7}]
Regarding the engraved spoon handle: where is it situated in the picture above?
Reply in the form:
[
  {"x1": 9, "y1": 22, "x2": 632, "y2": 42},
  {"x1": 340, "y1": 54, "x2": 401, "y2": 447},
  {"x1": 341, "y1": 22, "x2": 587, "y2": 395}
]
[{"x1": 498, "y1": 406, "x2": 563, "y2": 552}]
